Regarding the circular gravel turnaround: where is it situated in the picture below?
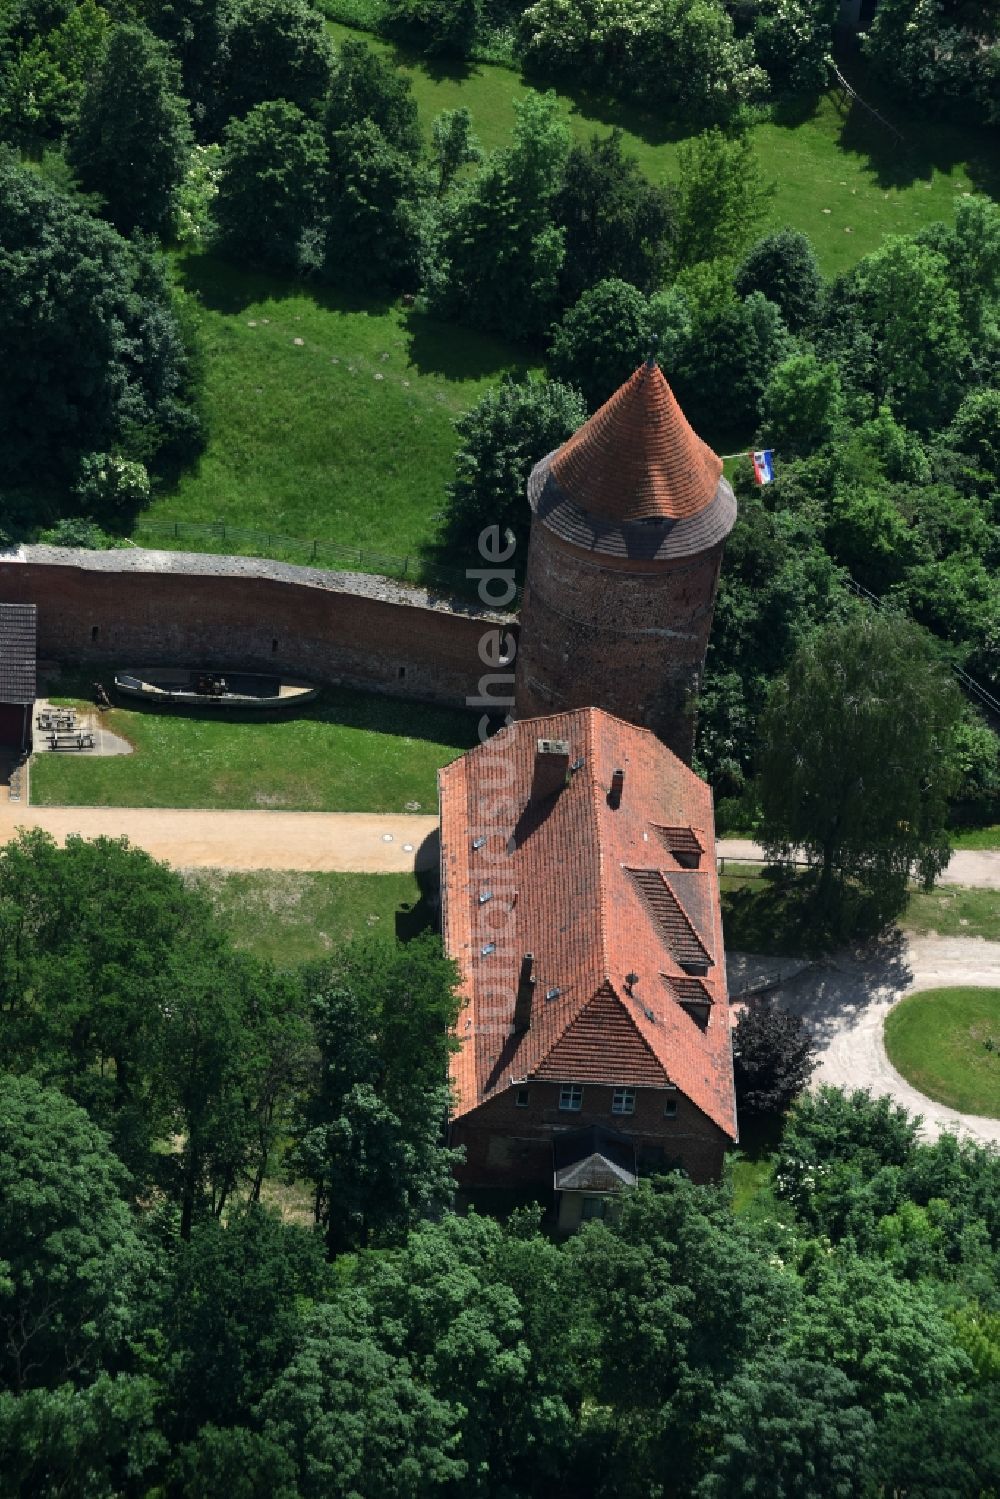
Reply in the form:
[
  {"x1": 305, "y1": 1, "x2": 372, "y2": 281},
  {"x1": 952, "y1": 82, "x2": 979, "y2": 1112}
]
[{"x1": 884, "y1": 987, "x2": 1000, "y2": 1118}]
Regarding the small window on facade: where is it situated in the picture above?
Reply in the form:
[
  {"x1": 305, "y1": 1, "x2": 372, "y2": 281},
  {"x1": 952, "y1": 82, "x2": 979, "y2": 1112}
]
[
  {"x1": 91, "y1": 626, "x2": 99, "y2": 642},
  {"x1": 271, "y1": 638, "x2": 278, "y2": 653},
  {"x1": 612, "y1": 1087, "x2": 636, "y2": 1116},
  {"x1": 582, "y1": 1197, "x2": 606, "y2": 1220},
  {"x1": 664, "y1": 1098, "x2": 678, "y2": 1119},
  {"x1": 515, "y1": 1088, "x2": 529, "y2": 1108},
  {"x1": 559, "y1": 1083, "x2": 583, "y2": 1112},
  {"x1": 397, "y1": 666, "x2": 406, "y2": 680}
]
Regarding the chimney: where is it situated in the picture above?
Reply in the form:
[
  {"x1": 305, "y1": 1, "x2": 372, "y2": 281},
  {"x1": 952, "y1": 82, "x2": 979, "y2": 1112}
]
[
  {"x1": 608, "y1": 767, "x2": 625, "y2": 809},
  {"x1": 530, "y1": 739, "x2": 570, "y2": 804},
  {"x1": 513, "y1": 953, "x2": 535, "y2": 1032}
]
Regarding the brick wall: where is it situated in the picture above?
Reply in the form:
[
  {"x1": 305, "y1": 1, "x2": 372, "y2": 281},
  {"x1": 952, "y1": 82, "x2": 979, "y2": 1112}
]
[
  {"x1": 451, "y1": 1078, "x2": 729, "y2": 1189},
  {"x1": 513, "y1": 521, "x2": 725, "y2": 763},
  {"x1": 0, "y1": 548, "x2": 516, "y2": 711}
]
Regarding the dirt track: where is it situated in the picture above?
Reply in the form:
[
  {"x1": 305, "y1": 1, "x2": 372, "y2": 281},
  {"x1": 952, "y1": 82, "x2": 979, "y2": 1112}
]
[
  {"x1": 0, "y1": 806, "x2": 440, "y2": 872},
  {"x1": 717, "y1": 838, "x2": 1000, "y2": 889}
]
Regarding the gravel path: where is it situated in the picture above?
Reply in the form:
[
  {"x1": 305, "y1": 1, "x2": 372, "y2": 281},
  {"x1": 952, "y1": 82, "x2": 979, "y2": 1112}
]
[
  {"x1": 0, "y1": 805, "x2": 440, "y2": 873},
  {"x1": 728, "y1": 935, "x2": 1000, "y2": 1145},
  {"x1": 717, "y1": 838, "x2": 1000, "y2": 889}
]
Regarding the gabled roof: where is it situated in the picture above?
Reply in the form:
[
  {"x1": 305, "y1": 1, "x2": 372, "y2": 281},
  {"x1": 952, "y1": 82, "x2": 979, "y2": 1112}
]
[
  {"x1": 553, "y1": 1125, "x2": 637, "y2": 1193},
  {"x1": 0, "y1": 603, "x2": 36, "y2": 703},
  {"x1": 526, "y1": 361, "x2": 736, "y2": 561},
  {"x1": 439, "y1": 708, "x2": 737, "y2": 1140}
]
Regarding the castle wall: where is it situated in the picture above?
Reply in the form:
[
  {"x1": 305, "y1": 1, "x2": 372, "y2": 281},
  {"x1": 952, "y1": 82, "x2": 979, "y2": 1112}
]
[
  {"x1": 513, "y1": 521, "x2": 725, "y2": 763},
  {"x1": 0, "y1": 547, "x2": 513, "y2": 711}
]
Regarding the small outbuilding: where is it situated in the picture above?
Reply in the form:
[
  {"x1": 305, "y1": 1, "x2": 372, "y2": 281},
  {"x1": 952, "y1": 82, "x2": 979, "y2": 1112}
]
[{"x1": 0, "y1": 603, "x2": 37, "y2": 755}]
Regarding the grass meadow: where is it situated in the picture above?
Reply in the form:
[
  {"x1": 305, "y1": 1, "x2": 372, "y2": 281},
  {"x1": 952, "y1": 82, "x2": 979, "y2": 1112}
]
[
  {"x1": 140, "y1": 24, "x2": 996, "y2": 563},
  {"x1": 884, "y1": 986, "x2": 1000, "y2": 1117},
  {"x1": 720, "y1": 865, "x2": 1000, "y2": 955},
  {"x1": 33, "y1": 674, "x2": 476, "y2": 812},
  {"x1": 186, "y1": 868, "x2": 427, "y2": 967},
  {"x1": 143, "y1": 257, "x2": 531, "y2": 559}
]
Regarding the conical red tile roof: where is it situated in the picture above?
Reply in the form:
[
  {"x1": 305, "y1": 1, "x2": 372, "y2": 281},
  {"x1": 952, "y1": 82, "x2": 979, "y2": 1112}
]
[{"x1": 550, "y1": 360, "x2": 722, "y2": 525}]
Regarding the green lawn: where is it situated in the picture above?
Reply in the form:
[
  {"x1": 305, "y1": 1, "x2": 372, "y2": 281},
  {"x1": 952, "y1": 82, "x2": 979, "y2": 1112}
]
[
  {"x1": 884, "y1": 986, "x2": 1000, "y2": 1117},
  {"x1": 33, "y1": 675, "x2": 475, "y2": 812},
  {"x1": 952, "y1": 825, "x2": 1000, "y2": 850},
  {"x1": 721, "y1": 866, "x2": 1000, "y2": 955},
  {"x1": 903, "y1": 885, "x2": 1000, "y2": 940},
  {"x1": 186, "y1": 868, "x2": 426, "y2": 966},
  {"x1": 142, "y1": 255, "x2": 531, "y2": 560},
  {"x1": 326, "y1": 21, "x2": 996, "y2": 279}
]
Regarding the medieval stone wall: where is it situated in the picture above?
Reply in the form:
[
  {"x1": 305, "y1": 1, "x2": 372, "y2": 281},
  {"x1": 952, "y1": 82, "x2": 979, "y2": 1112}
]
[
  {"x1": 0, "y1": 547, "x2": 514, "y2": 710},
  {"x1": 513, "y1": 520, "x2": 725, "y2": 763}
]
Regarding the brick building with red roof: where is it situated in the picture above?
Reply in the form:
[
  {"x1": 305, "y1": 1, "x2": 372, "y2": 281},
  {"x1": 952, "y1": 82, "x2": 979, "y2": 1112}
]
[
  {"x1": 439, "y1": 707, "x2": 737, "y2": 1226},
  {"x1": 513, "y1": 357, "x2": 736, "y2": 764}
]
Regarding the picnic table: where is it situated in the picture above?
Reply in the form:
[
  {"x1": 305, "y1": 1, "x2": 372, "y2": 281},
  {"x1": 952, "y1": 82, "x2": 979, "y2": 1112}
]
[
  {"x1": 47, "y1": 731, "x2": 95, "y2": 751},
  {"x1": 37, "y1": 709, "x2": 77, "y2": 731}
]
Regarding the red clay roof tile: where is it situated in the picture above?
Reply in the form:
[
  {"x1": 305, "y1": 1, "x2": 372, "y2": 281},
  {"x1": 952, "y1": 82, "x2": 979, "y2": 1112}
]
[
  {"x1": 549, "y1": 361, "x2": 723, "y2": 525},
  {"x1": 438, "y1": 708, "x2": 737, "y2": 1140}
]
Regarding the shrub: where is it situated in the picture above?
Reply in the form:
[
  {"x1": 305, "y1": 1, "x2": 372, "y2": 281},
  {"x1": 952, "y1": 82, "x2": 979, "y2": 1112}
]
[{"x1": 380, "y1": 0, "x2": 482, "y2": 55}]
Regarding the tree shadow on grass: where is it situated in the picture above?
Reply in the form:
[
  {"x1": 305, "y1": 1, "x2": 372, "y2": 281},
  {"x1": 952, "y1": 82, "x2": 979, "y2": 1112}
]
[
  {"x1": 721, "y1": 865, "x2": 903, "y2": 958},
  {"x1": 46, "y1": 671, "x2": 480, "y2": 751},
  {"x1": 402, "y1": 306, "x2": 532, "y2": 383},
  {"x1": 517, "y1": 62, "x2": 697, "y2": 150},
  {"x1": 820, "y1": 56, "x2": 1000, "y2": 197},
  {"x1": 177, "y1": 253, "x2": 398, "y2": 321}
]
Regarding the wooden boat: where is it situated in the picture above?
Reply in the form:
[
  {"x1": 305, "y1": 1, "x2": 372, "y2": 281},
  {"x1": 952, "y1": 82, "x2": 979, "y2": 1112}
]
[{"x1": 113, "y1": 668, "x2": 319, "y2": 711}]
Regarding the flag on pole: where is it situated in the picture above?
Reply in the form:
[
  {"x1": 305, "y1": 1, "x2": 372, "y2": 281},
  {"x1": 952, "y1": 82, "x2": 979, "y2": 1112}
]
[{"x1": 751, "y1": 449, "x2": 775, "y2": 485}]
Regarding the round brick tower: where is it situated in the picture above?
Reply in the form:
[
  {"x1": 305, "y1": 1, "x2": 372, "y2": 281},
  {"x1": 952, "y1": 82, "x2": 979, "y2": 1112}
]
[{"x1": 513, "y1": 358, "x2": 736, "y2": 764}]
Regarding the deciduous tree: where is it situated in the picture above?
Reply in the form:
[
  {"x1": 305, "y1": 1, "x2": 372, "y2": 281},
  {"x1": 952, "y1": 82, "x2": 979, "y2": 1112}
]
[
  {"x1": 732, "y1": 995, "x2": 817, "y2": 1117},
  {"x1": 735, "y1": 228, "x2": 824, "y2": 333},
  {"x1": 326, "y1": 37, "x2": 422, "y2": 157},
  {"x1": 0, "y1": 1074, "x2": 148, "y2": 1391},
  {"x1": 288, "y1": 935, "x2": 462, "y2": 1255},
  {"x1": 673, "y1": 129, "x2": 774, "y2": 271},
  {"x1": 427, "y1": 91, "x2": 569, "y2": 340},
  {"x1": 214, "y1": 100, "x2": 328, "y2": 273},
  {"x1": 554, "y1": 131, "x2": 676, "y2": 306},
  {"x1": 436, "y1": 375, "x2": 585, "y2": 570},
  {"x1": 216, "y1": 0, "x2": 334, "y2": 128},
  {"x1": 548, "y1": 277, "x2": 653, "y2": 410},
  {"x1": 67, "y1": 22, "x2": 193, "y2": 238},
  {"x1": 757, "y1": 612, "x2": 964, "y2": 922}
]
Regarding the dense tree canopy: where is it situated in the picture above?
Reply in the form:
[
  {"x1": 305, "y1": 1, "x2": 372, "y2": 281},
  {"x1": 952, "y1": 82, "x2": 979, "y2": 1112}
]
[
  {"x1": 214, "y1": 100, "x2": 328, "y2": 273},
  {"x1": 67, "y1": 23, "x2": 193, "y2": 238},
  {"x1": 0, "y1": 159, "x2": 203, "y2": 497},
  {"x1": 217, "y1": 0, "x2": 333, "y2": 124},
  {"x1": 436, "y1": 375, "x2": 585, "y2": 569},
  {"x1": 0, "y1": 1074, "x2": 147, "y2": 1392},
  {"x1": 757, "y1": 612, "x2": 964, "y2": 922}
]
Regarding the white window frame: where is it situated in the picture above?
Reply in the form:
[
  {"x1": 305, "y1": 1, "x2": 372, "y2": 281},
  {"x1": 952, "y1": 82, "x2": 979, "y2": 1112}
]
[
  {"x1": 559, "y1": 1083, "x2": 583, "y2": 1112},
  {"x1": 611, "y1": 1087, "x2": 636, "y2": 1116}
]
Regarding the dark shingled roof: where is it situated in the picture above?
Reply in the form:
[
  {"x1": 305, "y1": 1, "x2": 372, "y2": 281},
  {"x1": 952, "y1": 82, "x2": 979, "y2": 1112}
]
[
  {"x1": 527, "y1": 360, "x2": 736, "y2": 560},
  {"x1": 0, "y1": 604, "x2": 36, "y2": 703}
]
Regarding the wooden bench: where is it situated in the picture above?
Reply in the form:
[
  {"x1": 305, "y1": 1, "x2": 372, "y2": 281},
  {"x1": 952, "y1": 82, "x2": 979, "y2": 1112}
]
[{"x1": 47, "y1": 732, "x2": 95, "y2": 751}]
